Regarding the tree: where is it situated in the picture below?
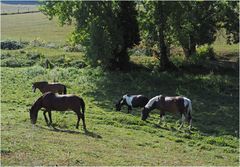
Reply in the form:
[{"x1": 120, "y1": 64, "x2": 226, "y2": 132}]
[
  {"x1": 170, "y1": 1, "x2": 220, "y2": 57},
  {"x1": 171, "y1": 1, "x2": 239, "y2": 57},
  {"x1": 40, "y1": 1, "x2": 140, "y2": 70},
  {"x1": 218, "y1": 1, "x2": 239, "y2": 44},
  {"x1": 139, "y1": 1, "x2": 177, "y2": 70}
]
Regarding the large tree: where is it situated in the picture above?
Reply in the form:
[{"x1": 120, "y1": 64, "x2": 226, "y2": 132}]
[
  {"x1": 171, "y1": 1, "x2": 239, "y2": 57},
  {"x1": 219, "y1": 1, "x2": 239, "y2": 44},
  {"x1": 170, "y1": 1, "x2": 220, "y2": 57},
  {"x1": 139, "y1": 1, "x2": 177, "y2": 70},
  {"x1": 40, "y1": 1, "x2": 140, "y2": 70}
]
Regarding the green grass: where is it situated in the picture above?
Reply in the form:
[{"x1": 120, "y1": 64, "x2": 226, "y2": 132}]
[
  {"x1": 1, "y1": 8, "x2": 239, "y2": 166},
  {"x1": 1, "y1": 62, "x2": 239, "y2": 165},
  {"x1": 1, "y1": 12, "x2": 74, "y2": 43}
]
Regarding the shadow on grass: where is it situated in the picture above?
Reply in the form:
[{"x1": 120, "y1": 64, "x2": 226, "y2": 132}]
[
  {"x1": 35, "y1": 125, "x2": 102, "y2": 139},
  {"x1": 84, "y1": 67, "x2": 239, "y2": 137}
]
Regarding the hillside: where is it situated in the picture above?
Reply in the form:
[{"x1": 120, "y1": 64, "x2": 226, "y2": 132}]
[{"x1": 1, "y1": 5, "x2": 239, "y2": 166}]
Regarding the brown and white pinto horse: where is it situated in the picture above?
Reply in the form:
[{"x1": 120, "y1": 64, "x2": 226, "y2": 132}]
[
  {"x1": 116, "y1": 94, "x2": 149, "y2": 113},
  {"x1": 32, "y1": 81, "x2": 67, "y2": 94},
  {"x1": 30, "y1": 92, "x2": 86, "y2": 131},
  {"x1": 141, "y1": 95, "x2": 192, "y2": 129}
]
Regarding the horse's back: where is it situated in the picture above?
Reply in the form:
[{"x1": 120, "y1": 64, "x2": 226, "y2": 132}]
[
  {"x1": 45, "y1": 83, "x2": 66, "y2": 93},
  {"x1": 42, "y1": 92, "x2": 82, "y2": 111},
  {"x1": 162, "y1": 96, "x2": 185, "y2": 112}
]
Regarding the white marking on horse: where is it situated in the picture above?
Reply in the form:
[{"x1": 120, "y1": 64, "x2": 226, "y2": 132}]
[
  {"x1": 165, "y1": 97, "x2": 171, "y2": 102},
  {"x1": 183, "y1": 97, "x2": 190, "y2": 107},
  {"x1": 123, "y1": 95, "x2": 134, "y2": 107},
  {"x1": 145, "y1": 95, "x2": 160, "y2": 109}
]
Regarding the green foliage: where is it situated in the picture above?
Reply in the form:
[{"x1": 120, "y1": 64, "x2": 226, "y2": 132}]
[
  {"x1": 139, "y1": 1, "x2": 239, "y2": 60},
  {"x1": 190, "y1": 45, "x2": 216, "y2": 63},
  {"x1": 218, "y1": 1, "x2": 239, "y2": 44},
  {"x1": 1, "y1": 40, "x2": 26, "y2": 50},
  {"x1": 40, "y1": 1, "x2": 140, "y2": 69}
]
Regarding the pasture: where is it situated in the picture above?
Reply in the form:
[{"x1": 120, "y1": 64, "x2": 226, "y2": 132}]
[
  {"x1": 1, "y1": 6, "x2": 239, "y2": 166},
  {"x1": 1, "y1": 12, "x2": 73, "y2": 43}
]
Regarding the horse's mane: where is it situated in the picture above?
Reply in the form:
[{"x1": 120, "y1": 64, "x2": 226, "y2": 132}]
[
  {"x1": 145, "y1": 95, "x2": 161, "y2": 108},
  {"x1": 33, "y1": 81, "x2": 48, "y2": 89},
  {"x1": 30, "y1": 95, "x2": 43, "y2": 111}
]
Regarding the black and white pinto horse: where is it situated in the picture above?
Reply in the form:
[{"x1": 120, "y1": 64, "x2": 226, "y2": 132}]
[
  {"x1": 116, "y1": 94, "x2": 149, "y2": 113},
  {"x1": 141, "y1": 95, "x2": 192, "y2": 129}
]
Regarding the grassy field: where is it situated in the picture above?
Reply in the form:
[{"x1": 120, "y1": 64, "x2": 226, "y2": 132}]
[
  {"x1": 1, "y1": 48, "x2": 239, "y2": 165},
  {"x1": 1, "y1": 12, "x2": 73, "y2": 43},
  {"x1": 1, "y1": 8, "x2": 239, "y2": 166},
  {"x1": 0, "y1": 3, "x2": 39, "y2": 14}
]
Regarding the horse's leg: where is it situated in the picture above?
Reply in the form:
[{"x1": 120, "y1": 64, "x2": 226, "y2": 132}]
[
  {"x1": 128, "y1": 106, "x2": 132, "y2": 113},
  {"x1": 43, "y1": 110, "x2": 49, "y2": 126},
  {"x1": 158, "y1": 111, "x2": 165, "y2": 125},
  {"x1": 76, "y1": 114, "x2": 80, "y2": 129},
  {"x1": 81, "y1": 113, "x2": 87, "y2": 131},
  {"x1": 48, "y1": 111, "x2": 52, "y2": 125},
  {"x1": 187, "y1": 112, "x2": 192, "y2": 130},
  {"x1": 179, "y1": 113, "x2": 186, "y2": 129}
]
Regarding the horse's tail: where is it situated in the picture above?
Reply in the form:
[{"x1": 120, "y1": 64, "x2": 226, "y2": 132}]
[
  {"x1": 63, "y1": 85, "x2": 67, "y2": 94},
  {"x1": 80, "y1": 98, "x2": 85, "y2": 115},
  {"x1": 186, "y1": 99, "x2": 192, "y2": 126}
]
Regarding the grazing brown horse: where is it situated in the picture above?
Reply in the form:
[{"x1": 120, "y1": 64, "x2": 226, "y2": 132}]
[
  {"x1": 116, "y1": 94, "x2": 149, "y2": 113},
  {"x1": 141, "y1": 95, "x2": 192, "y2": 129},
  {"x1": 29, "y1": 92, "x2": 86, "y2": 131},
  {"x1": 32, "y1": 81, "x2": 67, "y2": 94}
]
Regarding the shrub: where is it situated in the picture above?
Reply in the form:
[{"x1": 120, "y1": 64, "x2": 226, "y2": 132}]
[
  {"x1": 39, "y1": 59, "x2": 54, "y2": 69},
  {"x1": 1, "y1": 53, "x2": 12, "y2": 59},
  {"x1": 1, "y1": 40, "x2": 25, "y2": 50},
  {"x1": 1, "y1": 57, "x2": 35, "y2": 67},
  {"x1": 29, "y1": 39, "x2": 46, "y2": 47},
  {"x1": 69, "y1": 60, "x2": 87, "y2": 68},
  {"x1": 63, "y1": 44, "x2": 85, "y2": 52},
  {"x1": 190, "y1": 45, "x2": 216, "y2": 63},
  {"x1": 26, "y1": 52, "x2": 42, "y2": 60}
]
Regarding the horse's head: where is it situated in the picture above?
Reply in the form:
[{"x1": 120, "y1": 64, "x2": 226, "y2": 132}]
[
  {"x1": 115, "y1": 98, "x2": 123, "y2": 111},
  {"x1": 29, "y1": 97, "x2": 42, "y2": 124},
  {"x1": 32, "y1": 81, "x2": 48, "y2": 92},
  {"x1": 141, "y1": 107, "x2": 150, "y2": 121},
  {"x1": 29, "y1": 106, "x2": 38, "y2": 124}
]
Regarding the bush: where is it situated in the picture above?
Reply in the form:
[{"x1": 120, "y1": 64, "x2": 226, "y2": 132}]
[
  {"x1": 191, "y1": 45, "x2": 216, "y2": 63},
  {"x1": 1, "y1": 57, "x2": 35, "y2": 67},
  {"x1": 38, "y1": 59, "x2": 54, "y2": 69},
  {"x1": 69, "y1": 60, "x2": 87, "y2": 68},
  {"x1": 26, "y1": 52, "x2": 42, "y2": 60},
  {"x1": 128, "y1": 41, "x2": 158, "y2": 57},
  {"x1": 29, "y1": 39, "x2": 46, "y2": 47},
  {"x1": 1, "y1": 40, "x2": 25, "y2": 50},
  {"x1": 1, "y1": 53, "x2": 12, "y2": 59},
  {"x1": 63, "y1": 44, "x2": 85, "y2": 52}
]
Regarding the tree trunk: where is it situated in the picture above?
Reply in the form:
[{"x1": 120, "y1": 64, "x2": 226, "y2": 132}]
[
  {"x1": 182, "y1": 34, "x2": 196, "y2": 58},
  {"x1": 189, "y1": 34, "x2": 196, "y2": 56},
  {"x1": 158, "y1": 26, "x2": 170, "y2": 69},
  {"x1": 157, "y1": 2, "x2": 177, "y2": 71},
  {"x1": 110, "y1": 46, "x2": 129, "y2": 71}
]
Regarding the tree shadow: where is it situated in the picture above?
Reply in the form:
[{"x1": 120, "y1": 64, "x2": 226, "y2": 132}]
[{"x1": 84, "y1": 67, "x2": 239, "y2": 137}]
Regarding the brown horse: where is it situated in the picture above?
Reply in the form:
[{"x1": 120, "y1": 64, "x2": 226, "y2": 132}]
[
  {"x1": 116, "y1": 94, "x2": 149, "y2": 113},
  {"x1": 141, "y1": 95, "x2": 192, "y2": 129},
  {"x1": 29, "y1": 92, "x2": 86, "y2": 131},
  {"x1": 32, "y1": 81, "x2": 67, "y2": 94}
]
